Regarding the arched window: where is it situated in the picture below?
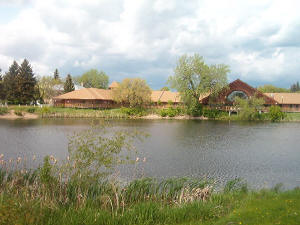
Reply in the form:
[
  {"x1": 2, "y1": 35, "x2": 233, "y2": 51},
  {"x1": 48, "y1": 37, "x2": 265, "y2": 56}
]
[{"x1": 227, "y1": 91, "x2": 248, "y2": 102}]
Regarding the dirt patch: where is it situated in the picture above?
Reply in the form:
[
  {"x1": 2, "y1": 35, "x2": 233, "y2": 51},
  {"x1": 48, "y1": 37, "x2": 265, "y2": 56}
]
[{"x1": 0, "y1": 110, "x2": 39, "y2": 120}]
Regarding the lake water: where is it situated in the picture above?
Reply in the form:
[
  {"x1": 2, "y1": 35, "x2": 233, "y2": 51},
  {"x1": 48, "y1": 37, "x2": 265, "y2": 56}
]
[{"x1": 0, "y1": 118, "x2": 300, "y2": 189}]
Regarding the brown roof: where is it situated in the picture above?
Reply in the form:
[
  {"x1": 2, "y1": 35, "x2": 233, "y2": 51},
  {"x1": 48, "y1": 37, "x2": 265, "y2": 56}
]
[
  {"x1": 201, "y1": 79, "x2": 278, "y2": 105},
  {"x1": 53, "y1": 88, "x2": 113, "y2": 100},
  {"x1": 265, "y1": 93, "x2": 300, "y2": 104},
  {"x1": 151, "y1": 91, "x2": 181, "y2": 103},
  {"x1": 108, "y1": 81, "x2": 119, "y2": 89}
]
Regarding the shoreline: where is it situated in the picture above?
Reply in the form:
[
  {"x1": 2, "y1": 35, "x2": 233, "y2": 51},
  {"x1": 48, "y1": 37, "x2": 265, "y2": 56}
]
[{"x1": 0, "y1": 110, "x2": 38, "y2": 120}]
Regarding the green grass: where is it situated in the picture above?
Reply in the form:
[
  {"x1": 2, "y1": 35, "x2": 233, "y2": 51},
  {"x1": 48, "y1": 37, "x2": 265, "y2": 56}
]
[{"x1": 284, "y1": 112, "x2": 300, "y2": 121}]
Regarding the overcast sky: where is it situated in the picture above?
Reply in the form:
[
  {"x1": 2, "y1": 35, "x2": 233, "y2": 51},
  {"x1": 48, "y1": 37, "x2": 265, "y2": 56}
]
[{"x1": 0, "y1": 0, "x2": 299, "y2": 89}]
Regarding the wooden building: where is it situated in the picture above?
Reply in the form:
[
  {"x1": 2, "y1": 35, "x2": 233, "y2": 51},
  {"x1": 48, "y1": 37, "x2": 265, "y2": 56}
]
[
  {"x1": 200, "y1": 79, "x2": 278, "y2": 111},
  {"x1": 53, "y1": 88, "x2": 115, "y2": 108},
  {"x1": 265, "y1": 93, "x2": 300, "y2": 112}
]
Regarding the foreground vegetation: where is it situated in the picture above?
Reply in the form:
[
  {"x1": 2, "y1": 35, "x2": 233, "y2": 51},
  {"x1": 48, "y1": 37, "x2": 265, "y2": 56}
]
[
  {"x1": 0, "y1": 164, "x2": 299, "y2": 225},
  {"x1": 0, "y1": 122, "x2": 299, "y2": 225}
]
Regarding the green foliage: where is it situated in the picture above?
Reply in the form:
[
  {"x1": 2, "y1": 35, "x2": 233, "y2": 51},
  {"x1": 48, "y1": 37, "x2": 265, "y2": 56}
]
[
  {"x1": 2, "y1": 61, "x2": 19, "y2": 104},
  {"x1": 26, "y1": 107, "x2": 36, "y2": 113},
  {"x1": 160, "y1": 86, "x2": 170, "y2": 91},
  {"x1": 258, "y1": 84, "x2": 289, "y2": 93},
  {"x1": 290, "y1": 81, "x2": 300, "y2": 92},
  {"x1": 202, "y1": 108, "x2": 226, "y2": 119},
  {"x1": 39, "y1": 156, "x2": 57, "y2": 188},
  {"x1": 269, "y1": 105, "x2": 285, "y2": 122},
  {"x1": 0, "y1": 107, "x2": 8, "y2": 115},
  {"x1": 160, "y1": 107, "x2": 183, "y2": 117},
  {"x1": 53, "y1": 68, "x2": 60, "y2": 80},
  {"x1": 66, "y1": 122, "x2": 143, "y2": 183},
  {"x1": 168, "y1": 54, "x2": 229, "y2": 108},
  {"x1": 64, "y1": 74, "x2": 75, "y2": 93},
  {"x1": 14, "y1": 110, "x2": 23, "y2": 116},
  {"x1": 224, "y1": 178, "x2": 248, "y2": 193},
  {"x1": 120, "y1": 107, "x2": 147, "y2": 116},
  {"x1": 235, "y1": 96, "x2": 265, "y2": 120},
  {"x1": 38, "y1": 75, "x2": 62, "y2": 101},
  {"x1": 75, "y1": 69, "x2": 109, "y2": 89},
  {"x1": 113, "y1": 78, "x2": 152, "y2": 107},
  {"x1": 186, "y1": 99, "x2": 203, "y2": 116}
]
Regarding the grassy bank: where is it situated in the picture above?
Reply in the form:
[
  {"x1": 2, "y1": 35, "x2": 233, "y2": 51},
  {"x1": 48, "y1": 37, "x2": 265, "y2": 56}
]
[
  {"x1": 0, "y1": 165, "x2": 299, "y2": 225},
  {"x1": 3, "y1": 105, "x2": 300, "y2": 122}
]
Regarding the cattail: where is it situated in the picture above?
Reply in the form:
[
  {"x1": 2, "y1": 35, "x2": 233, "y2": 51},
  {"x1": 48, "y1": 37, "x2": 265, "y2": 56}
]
[
  {"x1": 143, "y1": 157, "x2": 146, "y2": 163},
  {"x1": 17, "y1": 157, "x2": 21, "y2": 163},
  {"x1": 0, "y1": 154, "x2": 3, "y2": 159},
  {"x1": 9, "y1": 158, "x2": 13, "y2": 163},
  {"x1": 32, "y1": 155, "x2": 36, "y2": 161},
  {"x1": 136, "y1": 157, "x2": 139, "y2": 162}
]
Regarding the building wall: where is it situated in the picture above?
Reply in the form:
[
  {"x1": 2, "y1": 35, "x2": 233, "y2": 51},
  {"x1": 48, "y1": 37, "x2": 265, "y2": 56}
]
[
  {"x1": 53, "y1": 99, "x2": 117, "y2": 109},
  {"x1": 279, "y1": 104, "x2": 300, "y2": 112}
]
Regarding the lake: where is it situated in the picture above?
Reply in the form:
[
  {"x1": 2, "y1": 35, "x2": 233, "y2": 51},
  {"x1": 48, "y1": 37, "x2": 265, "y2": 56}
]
[{"x1": 0, "y1": 118, "x2": 300, "y2": 189}]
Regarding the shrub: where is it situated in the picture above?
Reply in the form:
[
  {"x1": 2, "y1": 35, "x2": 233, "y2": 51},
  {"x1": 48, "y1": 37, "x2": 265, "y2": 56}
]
[
  {"x1": 187, "y1": 100, "x2": 202, "y2": 117},
  {"x1": 0, "y1": 107, "x2": 8, "y2": 115},
  {"x1": 14, "y1": 110, "x2": 23, "y2": 116},
  {"x1": 26, "y1": 107, "x2": 36, "y2": 113},
  {"x1": 159, "y1": 107, "x2": 178, "y2": 117},
  {"x1": 203, "y1": 108, "x2": 225, "y2": 119},
  {"x1": 269, "y1": 105, "x2": 285, "y2": 122},
  {"x1": 120, "y1": 107, "x2": 147, "y2": 117},
  {"x1": 41, "y1": 106, "x2": 50, "y2": 114}
]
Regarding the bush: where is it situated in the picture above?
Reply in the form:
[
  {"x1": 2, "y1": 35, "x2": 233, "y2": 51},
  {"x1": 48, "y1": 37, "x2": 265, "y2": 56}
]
[
  {"x1": 187, "y1": 100, "x2": 203, "y2": 117},
  {"x1": 203, "y1": 108, "x2": 225, "y2": 119},
  {"x1": 14, "y1": 110, "x2": 23, "y2": 116},
  {"x1": 269, "y1": 105, "x2": 285, "y2": 122},
  {"x1": 159, "y1": 107, "x2": 180, "y2": 117},
  {"x1": 26, "y1": 107, "x2": 36, "y2": 113},
  {"x1": 120, "y1": 107, "x2": 147, "y2": 117},
  {"x1": 0, "y1": 107, "x2": 8, "y2": 115}
]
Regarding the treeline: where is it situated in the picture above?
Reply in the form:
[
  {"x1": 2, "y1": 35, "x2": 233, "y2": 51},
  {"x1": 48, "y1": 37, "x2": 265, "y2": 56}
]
[
  {"x1": 0, "y1": 59, "x2": 39, "y2": 104},
  {"x1": 0, "y1": 59, "x2": 111, "y2": 104},
  {"x1": 258, "y1": 81, "x2": 300, "y2": 93}
]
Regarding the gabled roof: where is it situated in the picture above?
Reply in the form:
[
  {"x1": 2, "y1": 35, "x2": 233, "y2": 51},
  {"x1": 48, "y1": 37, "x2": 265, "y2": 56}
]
[
  {"x1": 201, "y1": 79, "x2": 278, "y2": 105},
  {"x1": 151, "y1": 91, "x2": 181, "y2": 103},
  {"x1": 53, "y1": 88, "x2": 113, "y2": 100},
  {"x1": 265, "y1": 93, "x2": 300, "y2": 104}
]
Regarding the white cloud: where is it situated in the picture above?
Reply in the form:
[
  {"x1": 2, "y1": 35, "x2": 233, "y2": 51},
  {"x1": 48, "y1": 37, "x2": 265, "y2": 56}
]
[{"x1": 0, "y1": 0, "x2": 300, "y2": 88}]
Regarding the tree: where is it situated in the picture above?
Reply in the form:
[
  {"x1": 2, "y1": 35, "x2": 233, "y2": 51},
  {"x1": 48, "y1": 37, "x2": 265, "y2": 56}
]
[
  {"x1": 0, "y1": 70, "x2": 4, "y2": 102},
  {"x1": 160, "y1": 86, "x2": 170, "y2": 91},
  {"x1": 235, "y1": 96, "x2": 265, "y2": 120},
  {"x1": 3, "y1": 61, "x2": 19, "y2": 104},
  {"x1": 38, "y1": 76, "x2": 62, "y2": 102},
  {"x1": 64, "y1": 74, "x2": 75, "y2": 93},
  {"x1": 290, "y1": 81, "x2": 300, "y2": 92},
  {"x1": 258, "y1": 84, "x2": 289, "y2": 93},
  {"x1": 75, "y1": 69, "x2": 109, "y2": 89},
  {"x1": 53, "y1": 69, "x2": 60, "y2": 80},
  {"x1": 269, "y1": 105, "x2": 285, "y2": 122},
  {"x1": 15, "y1": 59, "x2": 37, "y2": 104},
  {"x1": 168, "y1": 54, "x2": 229, "y2": 107},
  {"x1": 113, "y1": 78, "x2": 151, "y2": 107}
]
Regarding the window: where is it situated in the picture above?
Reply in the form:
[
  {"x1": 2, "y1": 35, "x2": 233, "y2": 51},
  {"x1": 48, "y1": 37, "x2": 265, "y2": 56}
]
[{"x1": 227, "y1": 91, "x2": 248, "y2": 102}]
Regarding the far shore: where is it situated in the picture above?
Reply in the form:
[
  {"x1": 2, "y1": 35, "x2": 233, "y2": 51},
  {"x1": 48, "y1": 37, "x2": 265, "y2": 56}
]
[{"x1": 0, "y1": 110, "x2": 38, "y2": 120}]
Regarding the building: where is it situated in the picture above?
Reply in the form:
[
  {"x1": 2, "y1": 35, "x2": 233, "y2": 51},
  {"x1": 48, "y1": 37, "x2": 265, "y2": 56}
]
[
  {"x1": 53, "y1": 79, "x2": 300, "y2": 112},
  {"x1": 53, "y1": 88, "x2": 115, "y2": 108},
  {"x1": 200, "y1": 79, "x2": 277, "y2": 107},
  {"x1": 265, "y1": 93, "x2": 300, "y2": 112}
]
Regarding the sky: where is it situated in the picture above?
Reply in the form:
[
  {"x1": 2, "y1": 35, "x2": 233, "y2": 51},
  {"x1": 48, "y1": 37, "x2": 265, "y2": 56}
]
[{"x1": 0, "y1": 0, "x2": 299, "y2": 89}]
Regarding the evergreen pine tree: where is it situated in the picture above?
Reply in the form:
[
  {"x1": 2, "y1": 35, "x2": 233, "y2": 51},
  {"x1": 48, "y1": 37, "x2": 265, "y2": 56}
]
[
  {"x1": 64, "y1": 74, "x2": 75, "y2": 93},
  {"x1": 54, "y1": 68, "x2": 59, "y2": 80},
  {"x1": 0, "y1": 69, "x2": 4, "y2": 101},
  {"x1": 3, "y1": 61, "x2": 19, "y2": 104},
  {"x1": 16, "y1": 59, "x2": 37, "y2": 104}
]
